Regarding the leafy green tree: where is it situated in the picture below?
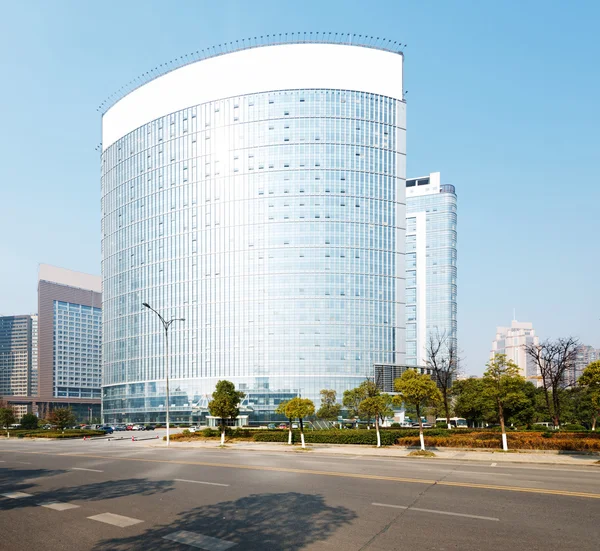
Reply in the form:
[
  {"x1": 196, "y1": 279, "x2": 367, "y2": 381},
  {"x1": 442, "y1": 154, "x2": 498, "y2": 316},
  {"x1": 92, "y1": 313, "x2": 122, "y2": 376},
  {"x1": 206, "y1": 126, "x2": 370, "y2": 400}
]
[
  {"x1": 0, "y1": 407, "x2": 16, "y2": 436},
  {"x1": 452, "y1": 378, "x2": 490, "y2": 427},
  {"x1": 503, "y1": 380, "x2": 537, "y2": 428},
  {"x1": 276, "y1": 400, "x2": 294, "y2": 444},
  {"x1": 358, "y1": 394, "x2": 393, "y2": 447},
  {"x1": 19, "y1": 413, "x2": 39, "y2": 430},
  {"x1": 48, "y1": 408, "x2": 76, "y2": 431},
  {"x1": 343, "y1": 380, "x2": 379, "y2": 427},
  {"x1": 483, "y1": 354, "x2": 528, "y2": 450},
  {"x1": 343, "y1": 388, "x2": 363, "y2": 422},
  {"x1": 579, "y1": 360, "x2": 600, "y2": 431},
  {"x1": 394, "y1": 370, "x2": 442, "y2": 450},
  {"x1": 284, "y1": 397, "x2": 315, "y2": 448},
  {"x1": 317, "y1": 389, "x2": 342, "y2": 423},
  {"x1": 208, "y1": 380, "x2": 246, "y2": 445}
]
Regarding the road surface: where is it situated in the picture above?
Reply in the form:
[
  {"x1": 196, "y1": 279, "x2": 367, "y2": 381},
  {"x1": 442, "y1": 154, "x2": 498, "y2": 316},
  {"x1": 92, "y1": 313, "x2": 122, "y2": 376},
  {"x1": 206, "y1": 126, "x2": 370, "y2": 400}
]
[{"x1": 1, "y1": 437, "x2": 598, "y2": 550}]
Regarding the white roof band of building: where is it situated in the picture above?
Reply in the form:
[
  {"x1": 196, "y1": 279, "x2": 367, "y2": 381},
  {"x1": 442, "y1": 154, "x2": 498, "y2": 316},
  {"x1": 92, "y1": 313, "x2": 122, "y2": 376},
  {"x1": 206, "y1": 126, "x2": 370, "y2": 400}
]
[{"x1": 102, "y1": 43, "x2": 404, "y2": 151}]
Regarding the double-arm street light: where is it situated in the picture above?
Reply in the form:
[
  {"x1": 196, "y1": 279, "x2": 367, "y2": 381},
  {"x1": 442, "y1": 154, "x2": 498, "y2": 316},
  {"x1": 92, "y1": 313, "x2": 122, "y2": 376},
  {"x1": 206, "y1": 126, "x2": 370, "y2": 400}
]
[{"x1": 142, "y1": 302, "x2": 185, "y2": 447}]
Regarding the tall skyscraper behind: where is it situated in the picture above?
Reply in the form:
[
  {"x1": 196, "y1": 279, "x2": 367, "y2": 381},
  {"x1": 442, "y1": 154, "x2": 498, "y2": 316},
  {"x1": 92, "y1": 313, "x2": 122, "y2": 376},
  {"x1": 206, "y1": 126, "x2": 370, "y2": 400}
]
[
  {"x1": 0, "y1": 315, "x2": 36, "y2": 417},
  {"x1": 0, "y1": 266, "x2": 101, "y2": 419},
  {"x1": 37, "y1": 264, "x2": 102, "y2": 419},
  {"x1": 571, "y1": 344, "x2": 600, "y2": 386},
  {"x1": 491, "y1": 320, "x2": 540, "y2": 385},
  {"x1": 101, "y1": 36, "x2": 406, "y2": 423},
  {"x1": 405, "y1": 172, "x2": 457, "y2": 367}
]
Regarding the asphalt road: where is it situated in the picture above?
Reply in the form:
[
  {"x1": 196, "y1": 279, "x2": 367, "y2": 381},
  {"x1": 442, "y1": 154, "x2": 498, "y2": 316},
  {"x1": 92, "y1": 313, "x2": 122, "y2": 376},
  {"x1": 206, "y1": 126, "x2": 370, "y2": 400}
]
[{"x1": 1, "y1": 437, "x2": 599, "y2": 550}]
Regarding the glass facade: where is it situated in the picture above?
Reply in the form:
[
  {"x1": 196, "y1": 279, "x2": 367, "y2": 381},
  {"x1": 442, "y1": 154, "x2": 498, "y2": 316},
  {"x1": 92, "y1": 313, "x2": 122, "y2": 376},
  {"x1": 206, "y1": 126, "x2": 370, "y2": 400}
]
[
  {"x1": 405, "y1": 174, "x2": 457, "y2": 366},
  {"x1": 101, "y1": 46, "x2": 406, "y2": 423},
  {"x1": 53, "y1": 301, "x2": 102, "y2": 399},
  {"x1": 0, "y1": 315, "x2": 33, "y2": 396}
]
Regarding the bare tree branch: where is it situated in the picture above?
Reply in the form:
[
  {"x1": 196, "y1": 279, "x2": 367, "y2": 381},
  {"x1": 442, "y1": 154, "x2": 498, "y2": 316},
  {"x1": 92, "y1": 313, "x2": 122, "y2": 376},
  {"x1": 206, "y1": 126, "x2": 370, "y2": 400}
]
[
  {"x1": 525, "y1": 337, "x2": 579, "y2": 428},
  {"x1": 425, "y1": 330, "x2": 460, "y2": 425}
]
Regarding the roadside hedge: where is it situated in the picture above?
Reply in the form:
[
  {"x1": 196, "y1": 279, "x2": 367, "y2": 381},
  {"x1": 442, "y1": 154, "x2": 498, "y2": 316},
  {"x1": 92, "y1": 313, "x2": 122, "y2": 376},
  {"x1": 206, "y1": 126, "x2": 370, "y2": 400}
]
[
  {"x1": 10, "y1": 429, "x2": 105, "y2": 439},
  {"x1": 396, "y1": 432, "x2": 600, "y2": 451},
  {"x1": 253, "y1": 430, "x2": 398, "y2": 445}
]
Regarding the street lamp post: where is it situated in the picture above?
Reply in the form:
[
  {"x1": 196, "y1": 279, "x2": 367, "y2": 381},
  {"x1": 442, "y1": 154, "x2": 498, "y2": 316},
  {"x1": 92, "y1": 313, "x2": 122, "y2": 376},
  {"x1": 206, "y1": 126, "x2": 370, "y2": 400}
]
[{"x1": 142, "y1": 302, "x2": 185, "y2": 447}]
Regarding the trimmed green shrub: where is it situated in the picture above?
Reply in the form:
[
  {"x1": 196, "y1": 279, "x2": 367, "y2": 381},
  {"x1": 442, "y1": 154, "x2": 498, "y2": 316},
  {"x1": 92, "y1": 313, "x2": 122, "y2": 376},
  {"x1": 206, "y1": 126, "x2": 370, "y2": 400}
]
[
  {"x1": 12, "y1": 429, "x2": 104, "y2": 439},
  {"x1": 561, "y1": 424, "x2": 587, "y2": 432},
  {"x1": 253, "y1": 430, "x2": 398, "y2": 446},
  {"x1": 19, "y1": 413, "x2": 40, "y2": 430}
]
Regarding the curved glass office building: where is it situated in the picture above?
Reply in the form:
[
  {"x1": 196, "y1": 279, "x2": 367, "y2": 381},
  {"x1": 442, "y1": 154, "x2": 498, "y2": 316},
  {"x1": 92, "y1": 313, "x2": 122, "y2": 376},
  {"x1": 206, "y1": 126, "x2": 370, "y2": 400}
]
[{"x1": 101, "y1": 37, "x2": 406, "y2": 423}]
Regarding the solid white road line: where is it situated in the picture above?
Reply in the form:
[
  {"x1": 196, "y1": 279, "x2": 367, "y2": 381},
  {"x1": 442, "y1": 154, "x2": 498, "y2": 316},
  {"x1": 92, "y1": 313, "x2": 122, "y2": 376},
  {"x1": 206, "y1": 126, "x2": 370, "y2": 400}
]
[
  {"x1": 39, "y1": 501, "x2": 80, "y2": 511},
  {"x1": 163, "y1": 530, "x2": 237, "y2": 550},
  {"x1": 16, "y1": 462, "x2": 32, "y2": 465},
  {"x1": 174, "y1": 478, "x2": 230, "y2": 487},
  {"x1": 372, "y1": 502, "x2": 500, "y2": 521},
  {"x1": 71, "y1": 467, "x2": 104, "y2": 473},
  {"x1": 1, "y1": 492, "x2": 33, "y2": 499},
  {"x1": 87, "y1": 513, "x2": 144, "y2": 527}
]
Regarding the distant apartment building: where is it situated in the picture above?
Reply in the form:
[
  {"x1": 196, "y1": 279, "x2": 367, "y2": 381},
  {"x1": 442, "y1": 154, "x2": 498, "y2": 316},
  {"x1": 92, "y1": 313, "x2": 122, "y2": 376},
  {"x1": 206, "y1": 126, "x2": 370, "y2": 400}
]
[
  {"x1": 571, "y1": 344, "x2": 600, "y2": 386},
  {"x1": 1, "y1": 265, "x2": 102, "y2": 420},
  {"x1": 405, "y1": 172, "x2": 457, "y2": 367},
  {"x1": 491, "y1": 320, "x2": 540, "y2": 385}
]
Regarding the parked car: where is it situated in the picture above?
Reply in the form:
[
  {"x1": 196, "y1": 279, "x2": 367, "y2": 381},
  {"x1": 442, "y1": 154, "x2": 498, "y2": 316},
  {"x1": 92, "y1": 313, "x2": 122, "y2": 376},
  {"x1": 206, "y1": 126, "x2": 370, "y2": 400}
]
[
  {"x1": 278, "y1": 424, "x2": 288, "y2": 429},
  {"x1": 98, "y1": 425, "x2": 114, "y2": 434},
  {"x1": 132, "y1": 424, "x2": 145, "y2": 431},
  {"x1": 412, "y1": 422, "x2": 433, "y2": 429},
  {"x1": 189, "y1": 425, "x2": 205, "y2": 433},
  {"x1": 144, "y1": 425, "x2": 155, "y2": 431},
  {"x1": 114, "y1": 425, "x2": 127, "y2": 431},
  {"x1": 125, "y1": 425, "x2": 134, "y2": 431}
]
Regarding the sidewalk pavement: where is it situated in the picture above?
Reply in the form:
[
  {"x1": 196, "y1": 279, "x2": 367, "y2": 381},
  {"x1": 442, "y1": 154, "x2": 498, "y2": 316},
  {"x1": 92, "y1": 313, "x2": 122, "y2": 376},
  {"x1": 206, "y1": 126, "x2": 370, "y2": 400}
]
[{"x1": 145, "y1": 440, "x2": 600, "y2": 467}]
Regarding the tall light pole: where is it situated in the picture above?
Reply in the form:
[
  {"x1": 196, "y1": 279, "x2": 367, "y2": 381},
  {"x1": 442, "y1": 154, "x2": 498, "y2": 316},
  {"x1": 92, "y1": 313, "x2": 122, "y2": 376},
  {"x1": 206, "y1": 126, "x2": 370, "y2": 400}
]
[{"x1": 142, "y1": 302, "x2": 185, "y2": 447}]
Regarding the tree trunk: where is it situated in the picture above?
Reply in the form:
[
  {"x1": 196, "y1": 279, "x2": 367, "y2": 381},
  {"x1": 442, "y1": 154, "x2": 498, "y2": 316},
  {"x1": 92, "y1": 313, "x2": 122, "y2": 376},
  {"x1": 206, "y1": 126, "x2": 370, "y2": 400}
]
[
  {"x1": 542, "y1": 386, "x2": 554, "y2": 427},
  {"x1": 592, "y1": 415, "x2": 597, "y2": 432},
  {"x1": 498, "y1": 401, "x2": 508, "y2": 451},
  {"x1": 220, "y1": 421, "x2": 225, "y2": 446},
  {"x1": 375, "y1": 416, "x2": 381, "y2": 448},
  {"x1": 444, "y1": 393, "x2": 451, "y2": 429},
  {"x1": 552, "y1": 384, "x2": 561, "y2": 428},
  {"x1": 288, "y1": 419, "x2": 293, "y2": 444},
  {"x1": 299, "y1": 418, "x2": 305, "y2": 448},
  {"x1": 416, "y1": 405, "x2": 425, "y2": 451}
]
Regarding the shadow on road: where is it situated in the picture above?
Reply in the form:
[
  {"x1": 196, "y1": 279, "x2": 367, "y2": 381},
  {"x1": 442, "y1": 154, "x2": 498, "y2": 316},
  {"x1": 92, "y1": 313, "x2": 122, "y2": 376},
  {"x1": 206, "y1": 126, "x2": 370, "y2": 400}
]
[
  {"x1": 0, "y1": 477, "x2": 173, "y2": 511},
  {"x1": 92, "y1": 492, "x2": 357, "y2": 551},
  {"x1": 0, "y1": 467, "x2": 67, "y2": 493}
]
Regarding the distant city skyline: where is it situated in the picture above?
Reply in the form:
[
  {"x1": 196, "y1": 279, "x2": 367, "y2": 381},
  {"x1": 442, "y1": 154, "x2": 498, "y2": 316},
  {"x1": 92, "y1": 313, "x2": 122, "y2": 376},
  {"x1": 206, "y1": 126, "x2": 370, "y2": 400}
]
[{"x1": 0, "y1": 0, "x2": 598, "y2": 375}]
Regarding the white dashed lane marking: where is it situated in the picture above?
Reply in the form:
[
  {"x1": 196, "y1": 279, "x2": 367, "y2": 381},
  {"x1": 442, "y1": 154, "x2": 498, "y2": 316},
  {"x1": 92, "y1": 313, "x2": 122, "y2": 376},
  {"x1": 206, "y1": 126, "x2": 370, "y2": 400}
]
[
  {"x1": 174, "y1": 478, "x2": 230, "y2": 487},
  {"x1": 1, "y1": 492, "x2": 33, "y2": 499},
  {"x1": 40, "y1": 501, "x2": 80, "y2": 511},
  {"x1": 372, "y1": 502, "x2": 500, "y2": 521},
  {"x1": 71, "y1": 467, "x2": 104, "y2": 473},
  {"x1": 163, "y1": 531, "x2": 237, "y2": 550},
  {"x1": 88, "y1": 512, "x2": 144, "y2": 527}
]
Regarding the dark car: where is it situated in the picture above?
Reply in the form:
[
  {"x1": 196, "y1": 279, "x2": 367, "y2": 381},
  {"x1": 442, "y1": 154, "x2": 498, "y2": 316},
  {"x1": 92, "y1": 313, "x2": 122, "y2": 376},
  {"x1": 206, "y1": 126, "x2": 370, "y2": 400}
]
[
  {"x1": 98, "y1": 425, "x2": 114, "y2": 434},
  {"x1": 144, "y1": 425, "x2": 155, "y2": 431}
]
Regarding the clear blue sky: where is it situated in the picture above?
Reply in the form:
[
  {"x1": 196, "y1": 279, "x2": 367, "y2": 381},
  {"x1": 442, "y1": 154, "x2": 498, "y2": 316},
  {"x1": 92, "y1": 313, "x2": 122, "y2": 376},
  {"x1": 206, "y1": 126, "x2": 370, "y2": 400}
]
[{"x1": 0, "y1": 0, "x2": 598, "y2": 375}]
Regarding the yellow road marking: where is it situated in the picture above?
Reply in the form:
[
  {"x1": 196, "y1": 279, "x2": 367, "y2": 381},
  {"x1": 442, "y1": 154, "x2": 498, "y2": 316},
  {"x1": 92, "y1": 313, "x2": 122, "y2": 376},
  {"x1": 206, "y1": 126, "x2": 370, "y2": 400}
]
[{"x1": 14, "y1": 450, "x2": 600, "y2": 500}]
